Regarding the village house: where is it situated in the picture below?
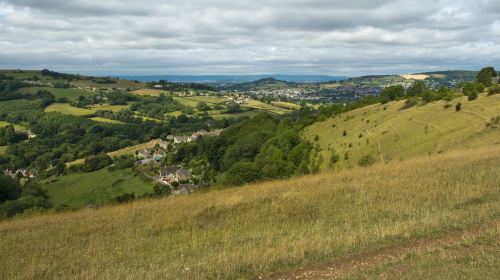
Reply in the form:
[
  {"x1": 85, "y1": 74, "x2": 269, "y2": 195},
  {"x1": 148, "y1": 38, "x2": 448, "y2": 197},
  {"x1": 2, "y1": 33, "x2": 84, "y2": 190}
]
[
  {"x1": 175, "y1": 168, "x2": 191, "y2": 181},
  {"x1": 4, "y1": 169, "x2": 36, "y2": 178},
  {"x1": 158, "y1": 166, "x2": 192, "y2": 184},
  {"x1": 136, "y1": 148, "x2": 154, "y2": 159},
  {"x1": 159, "y1": 140, "x2": 171, "y2": 150}
]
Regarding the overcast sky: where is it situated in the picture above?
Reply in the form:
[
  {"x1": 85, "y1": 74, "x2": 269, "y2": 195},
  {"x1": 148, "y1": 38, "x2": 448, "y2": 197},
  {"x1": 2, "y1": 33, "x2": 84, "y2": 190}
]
[{"x1": 0, "y1": 0, "x2": 499, "y2": 76}]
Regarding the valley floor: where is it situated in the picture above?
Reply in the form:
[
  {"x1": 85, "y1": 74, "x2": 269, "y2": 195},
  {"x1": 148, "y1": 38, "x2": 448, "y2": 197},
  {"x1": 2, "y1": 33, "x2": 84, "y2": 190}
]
[{"x1": 0, "y1": 145, "x2": 499, "y2": 279}]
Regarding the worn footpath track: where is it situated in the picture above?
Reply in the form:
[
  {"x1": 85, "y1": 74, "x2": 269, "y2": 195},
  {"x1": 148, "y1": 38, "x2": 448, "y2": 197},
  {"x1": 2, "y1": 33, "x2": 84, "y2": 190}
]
[{"x1": 256, "y1": 220, "x2": 499, "y2": 280}]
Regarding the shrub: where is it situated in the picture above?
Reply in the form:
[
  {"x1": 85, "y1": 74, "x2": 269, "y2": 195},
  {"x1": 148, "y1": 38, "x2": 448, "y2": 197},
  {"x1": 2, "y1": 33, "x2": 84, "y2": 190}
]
[
  {"x1": 455, "y1": 102, "x2": 462, "y2": 112},
  {"x1": 329, "y1": 152, "x2": 339, "y2": 167},
  {"x1": 83, "y1": 154, "x2": 113, "y2": 172},
  {"x1": 358, "y1": 154, "x2": 376, "y2": 166},
  {"x1": 0, "y1": 175, "x2": 21, "y2": 203},
  {"x1": 468, "y1": 91, "x2": 478, "y2": 101},
  {"x1": 400, "y1": 97, "x2": 419, "y2": 110},
  {"x1": 488, "y1": 84, "x2": 500, "y2": 95}
]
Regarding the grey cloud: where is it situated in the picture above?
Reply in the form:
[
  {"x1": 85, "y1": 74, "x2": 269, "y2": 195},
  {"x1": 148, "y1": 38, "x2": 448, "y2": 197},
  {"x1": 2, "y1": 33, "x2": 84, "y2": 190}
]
[{"x1": 0, "y1": 0, "x2": 499, "y2": 75}]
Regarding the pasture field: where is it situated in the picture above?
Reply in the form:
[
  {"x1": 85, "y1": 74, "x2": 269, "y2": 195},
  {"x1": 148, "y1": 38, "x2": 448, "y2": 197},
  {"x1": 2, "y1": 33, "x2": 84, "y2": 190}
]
[
  {"x1": 137, "y1": 115, "x2": 163, "y2": 123},
  {"x1": 0, "y1": 146, "x2": 7, "y2": 154},
  {"x1": 303, "y1": 94, "x2": 500, "y2": 170},
  {"x1": 241, "y1": 99, "x2": 291, "y2": 114},
  {"x1": 0, "y1": 121, "x2": 26, "y2": 131},
  {"x1": 17, "y1": 86, "x2": 94, "y2": 101},
  {"x1": 173, "y1": 96, "x2": 201, "y2": 108},
  {"x1": 67, "y1": 139, "x2": 161, "y2": 166},
  {"x1": 91, "y1": 104, "x2": 130, "y2": 112},
  {"x1": 89, "y1": 117, "x2": 126, "y2": 125},
  {"x1": 208, "y1": 110, "x2": 258, "y2": 120},
  {"x1": 1, "y1": 146, "x2": 499, "y2": 279},
  {"x1": 39, "y1": 168, "x2": 153, "y2": 208},
  {"x1": 131, "y1": 89, "x2": 166, "y2": 96},
  {"x1": 184, "y1": 96, "x2": 229, "y2": 104},
  {"x1": 44, "y1": 103, "x2": 95, "y2": 116},
  {"x1": 271, "y1": 101, "x2": 301, "y2": 110},
  {"x1": 0, "y1": 70, "x2": 62, "y2": 83},
  {"x1": 71, "y1": 78, "x2": 145, "y2": 90},
  {"x1": 165, "y1": 110, "x2": 184, "y2": 117},
  {"x1": 44, "y1": 103, "x2": 130, "y2": 117}
]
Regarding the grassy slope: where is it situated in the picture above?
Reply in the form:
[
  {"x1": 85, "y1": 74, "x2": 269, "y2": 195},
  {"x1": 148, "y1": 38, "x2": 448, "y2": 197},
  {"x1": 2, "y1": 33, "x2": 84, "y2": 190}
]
[
  {"x1": 241, "y1": 99, "x2": 291, "y2": 114},
  {"x1": 0, "y1": 146, "x2": 499, "y2": 279},
  {"x1": 271, "y1": 101, "x2": 301, "y2": 110},
  {"x1": 40, "y1": 168, "x2": 153, "y2": 208},
  {"x1": 44, "y1": 103, "x2": 130, "y2": 116},
  {"x1": 303, "y1": 94, "x2": 500, "y2": 170},
  {"x1": 0, "y1": 145, "x2": 7, "y2": 154},
  {"x1": 345, "y1": 226, "x2": 500, "y2": 280},
  {"x1": 17, "y1": 87, "x2": 95, "y2": 101},
  {"x1": 71, "y1": 78, "x2": 145, "y2": 90}
]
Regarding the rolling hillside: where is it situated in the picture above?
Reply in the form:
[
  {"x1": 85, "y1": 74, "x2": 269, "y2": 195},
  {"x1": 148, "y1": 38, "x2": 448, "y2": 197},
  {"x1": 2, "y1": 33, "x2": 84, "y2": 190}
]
[
  {"x1": 1, "y1": 145, "x2": 499, "y2": 279},
  {"x1": 303, "y1": 94, "x2": 500, "y2": 170}
]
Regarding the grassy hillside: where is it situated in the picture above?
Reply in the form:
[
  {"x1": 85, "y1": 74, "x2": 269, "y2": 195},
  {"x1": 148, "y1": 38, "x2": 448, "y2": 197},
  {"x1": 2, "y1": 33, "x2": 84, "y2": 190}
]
[
  {"x1": 1, "y1": 146, "x2": 499, "y2": 279},
  {"x1": 44, "y1": 103, "x2": 130, "y2": 117},
  {"x1": 344, "y1": 226, "x2": 499, "y2": 280},
  {"x1": 17, "y1": 86, "x2": 95, "y2": 101},
  {"x1": 303, "y1": 94, "x2": 500, "y2": 170},
  {"x1": 40, "y1": 168, "x2": 153, "y2": 208}
]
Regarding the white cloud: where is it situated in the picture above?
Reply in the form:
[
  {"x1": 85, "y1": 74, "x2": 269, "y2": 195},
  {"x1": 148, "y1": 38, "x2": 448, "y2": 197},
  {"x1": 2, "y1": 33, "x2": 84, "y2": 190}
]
[{"x1": 0, "y1": 0, "x2": 498, "y2": 75}]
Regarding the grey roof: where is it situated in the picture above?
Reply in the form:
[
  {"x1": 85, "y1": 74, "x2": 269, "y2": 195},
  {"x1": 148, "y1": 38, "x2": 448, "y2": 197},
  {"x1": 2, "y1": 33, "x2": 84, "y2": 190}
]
[
  {"x1": 159, "y1": 166, "x2": 180, "y2": 177},
  {"x1": 176, "y1": 168, "x2": 191, "y2": 177}
]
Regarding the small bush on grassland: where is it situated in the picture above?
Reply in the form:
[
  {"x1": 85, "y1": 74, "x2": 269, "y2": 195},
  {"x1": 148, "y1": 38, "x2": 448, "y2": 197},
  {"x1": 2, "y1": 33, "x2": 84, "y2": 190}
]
[
  {"x1": 329, "y1": 151, "x2": 339, "y2": 167},
  {"x1": 488, "y1": 84, "x2": 500, "y2": 95},
  {"x1": 486, "y1": 116, "x2": 500, "y2": 128},
  {"x1": 358, "y1": 154, "x2": 376, "y2": 166},
  {"x1": 400, "y1": 97, "x2": 419, "y2": 110},
  {"x1": 455, "y1": 102, "x2": 462, "y2": 112}
]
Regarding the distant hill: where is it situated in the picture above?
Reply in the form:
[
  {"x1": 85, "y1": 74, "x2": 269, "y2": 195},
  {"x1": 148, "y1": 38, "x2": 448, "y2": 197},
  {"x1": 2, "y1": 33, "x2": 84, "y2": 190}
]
[
  {"x1": 119, "y1": 74, "x2": 348, "y2": 83},
  {"x1": 418, "y1": 70, "x2": 477, "y2": 80}
]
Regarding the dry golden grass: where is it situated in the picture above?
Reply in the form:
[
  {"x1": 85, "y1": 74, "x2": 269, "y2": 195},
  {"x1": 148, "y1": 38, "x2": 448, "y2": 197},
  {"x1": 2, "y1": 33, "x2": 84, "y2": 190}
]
[
  {"x1": 400, "y1": 74, "x2": 429, "y2": 80},
  {"x1": 1, "y1": 146, "x2": 499, "y2": 279},
  {"x1": 131, "y1": 89, "x2": 166, "y2": 96},
  {"x1": 304, "y1": 94, "x2": 500, "y2": 170}
]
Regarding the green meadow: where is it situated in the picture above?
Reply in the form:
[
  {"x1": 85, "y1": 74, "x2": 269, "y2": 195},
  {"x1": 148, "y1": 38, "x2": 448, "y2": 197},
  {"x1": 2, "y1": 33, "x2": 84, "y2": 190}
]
[{"x1": 40, "y1": 168, "x2": 153, "y2": 208}]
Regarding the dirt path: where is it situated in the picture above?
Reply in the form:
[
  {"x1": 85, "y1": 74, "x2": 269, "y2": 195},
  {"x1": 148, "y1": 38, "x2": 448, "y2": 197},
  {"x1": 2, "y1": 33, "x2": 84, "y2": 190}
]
[{"x1": 256, "y1": 220, "x2": 499, "y2": 280}]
